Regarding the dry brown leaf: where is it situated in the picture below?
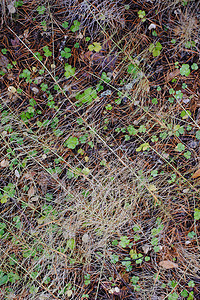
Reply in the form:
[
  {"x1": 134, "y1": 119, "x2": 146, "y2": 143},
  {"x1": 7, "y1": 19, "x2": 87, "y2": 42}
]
[
  {"x1": 1, "y1": 159, "x2": 9, "y2": 167},
  {"x1": 0, "y1": 53, "x2": 9, "y2": 68},
  {"x1": 23, "y1": 171, "x2": 36, "y2": 180},
  {"x1": 165, "y1": 69, "x2": 180, "y2": 82},
  {"x1": 191, "y1": 169, "x2": 200, "y2": 179},
  {"x1": 159, "y1": 260, "x2": 178, "y2": 269},
  {"x1": 8, "y1": 86, "x2": 16, "y2": 94},
  {"x1": 28, "y1": 186, "x2": 35, "y2": 198}
]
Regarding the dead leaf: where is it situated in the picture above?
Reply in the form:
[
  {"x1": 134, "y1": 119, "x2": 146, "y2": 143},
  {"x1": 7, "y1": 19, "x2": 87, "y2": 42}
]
[
  {"x1": 0, "y1": 53, "x2": 9, "y2": 68},
  {"x1": 7, "y1": 3, "x2": 16, "y2": 14},
  {"x1": 28, "y1": 186, "x2": 35, "y2": 198},
  {"x1": 159, "y1": 260, "x2": 178, "y2": 269},
  {"x1": 8, "y1": 86, "x2": 16, "y2": 93},
  {"x1": 15, "y1": 170, "x2": 20, "y2": 178},
  {"x1": 23, "y1": 171, "x2": 36, "y2": 180},
  {"x1": 148, "y1": 23, "x2": 156, "y2": 30},
  {"x1": 165, "y1": 69, "x2": 180, "y2": 82},
  {"x1": 191, "y1": 168, "x2": 200, "y2": 179},
  {"x1": 1, "y1": 159, "x2": 9, "y2": 167},
  {"x1": 23, "y1": 29, "x2": 29, "y2": 39}
]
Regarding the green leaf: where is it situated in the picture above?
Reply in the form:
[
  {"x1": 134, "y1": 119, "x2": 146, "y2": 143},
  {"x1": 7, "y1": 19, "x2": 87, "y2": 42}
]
[
  {"x1": 127, "y1": 125, "x2": 137, "y2": 135},
  {"x1": 175, "y1": 143, "x2": 185, "y2": 152},
  {"x1": 64, "y1": 136, "x2": 79, "y2": 149},
  {"x1": 70, "y1": 20, "x2": 80, "y2": 32},
  {"x1": 88, "y1": 42, "x2": 102, "y2": 52},
  {"x1": 62, "y1": 21, "x2": 69, "y2": 28},
  {"x1": 64, "y1": 64, "x2": 75, "y2": 78},
  {"x1": 0, "y1": 274, "x2": 8, "y2": 286},
  {"x1": 194, "y1": 209, "x2": 200, "y2": 220},
  {"x1": 191, "y1": 63, "x2": 198, "y2": 70},
  {"x1": 180, "y1": 64, "x2": 190, "y2": 76}
]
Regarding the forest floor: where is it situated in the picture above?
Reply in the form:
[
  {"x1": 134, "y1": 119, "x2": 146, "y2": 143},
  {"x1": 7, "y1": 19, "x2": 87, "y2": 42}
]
[{"x1": 0, "y1": 0, "x2": 200, "y2": 299}]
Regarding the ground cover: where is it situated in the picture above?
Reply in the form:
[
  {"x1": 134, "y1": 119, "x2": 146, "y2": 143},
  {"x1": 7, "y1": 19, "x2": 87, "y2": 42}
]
[{"x1": 0, "y1": 0, "x2": 200, "y2": 299}]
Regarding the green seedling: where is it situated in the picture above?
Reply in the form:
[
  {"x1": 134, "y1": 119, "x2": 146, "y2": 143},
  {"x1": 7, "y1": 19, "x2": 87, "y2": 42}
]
[
  {"x1": 191, "y1": 63, "x2": 198, "y2": 70},
  {"x1": 195, "y1": 130, "x2": 200, "y2": 140},
  {"x1": 37, "y1": 5, "x2": 46, "y2": 14},
  {"x1": 76, "y1": 87, "x2": 97, "y2": 106},
  {"x1": 64, "y1": 136, "x2": 79, "y2": 149},
  {"x1": 70, "y1": 20, "x2": 80, "y2": 32},
  {"x1": 62, "y1": 21, "x2": 69, "y2": 28},
  {"x1": 138, "y1": 10, "x2": 146, "y2": 21},
  {"x1": 194, "y1": 209, "x2": 200, "y2": 220},
  {"x1": 136, "y1": 142, "x2": 150, "y2": 152},
  {"x1": 34, "y1": 52, "x2": 43, "y2": 61},
  {"x1": 88, "y1": 42, "x2": 102, "y2": 52},
  {"x1": 64, "y1": 64, "x2": 75, "y2": 78},
  {"x1": 61, "y1": 47, "x2": 71, "y2": 59},
  {"x1": 175, "y1": 143, "x2": 185, "y2": 152},
  {"x1": 180, "y1": 64, "x2": 190, "y2": 76},
  {"x1": 149, "y1": 42, "x2": 162, "y2": 57},
  {"x1": 43, "y1": 45, "x2": 52, "y2": 57},
  {"x1": 14, "y1": 0, "x2": 23, "y2": 7}
]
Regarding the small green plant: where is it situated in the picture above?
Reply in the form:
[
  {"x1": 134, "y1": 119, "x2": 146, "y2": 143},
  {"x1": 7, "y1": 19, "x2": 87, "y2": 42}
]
[
  {"x1": 61, "y1": 47, "x2": 71, "y2": 59},
  {"x1": 175, "y1": 143, "x2": 185, "y2": 152},
  {"x1": 105, "y1": 104, "x2": 112, "y2": 111},
  {"x1": 88, "y1": 42, "x2": 102, "y2": 52},
  {"x1": 37, "y1": 6, "x2": 46, "y2": 15},
  {"x1": 62, "y1": 21, "x2": 69, "y2": 29},
  {"x1": 1, "y1": 48, "x2": 7, "y2": 54},
  {"x1": 149, "y1": 42, "x2": 162, "y2": 57},
  {"x1": 75, "y1": 87, "x2": 97, "y2": 106},
  {"x1": 191, "y1": 63, "x2": 198, "y2": 70},
  {"x1": 64, "y1": 136, "x2": 79, "y2": 149},
  {"x1": 19, "y1": 69, "x2": 32, "y2": 82},
  {"x1": 119, "y1": 236, "x2": 130, "y2": 248},
  {"x1": 84, "y1": 274, "x2": 91, "y2": 286},
  {"x1": 43, "y1": 46, "x2": 52, "y2": 57},
  {"x1": 110, "y1": 254, "x2": 119, "y2": 264},
  {"x1": 70, "y1": 20, "x2": 80, "y2": 32},
  {"x1": 138, "y1": 10, "x2": 146, "y2": 22},
  {"x1": 34, "y1": 52, "x2": 43, "y2": 61},
  {"x1": 194, "y1": 209, "x2": 200, "y2": 220},
  {"x1": 136, "y1": 142, "x2": 150, "y2": 152},
  {"x1": 64, "y1": 64, "x2": 75, "y2": 79},
  {"x1": 127, "y1": 63, "x2": 139, "y2": 76},
  {"x1": 14, "y1": 0, "x2": 23, "y2": 7},
  {"x1": 180, "y1": 64, "x2": 190, "y2": 76},
  {"x1": 0, "y1": 183, "x2": 16, "y2": 204}
]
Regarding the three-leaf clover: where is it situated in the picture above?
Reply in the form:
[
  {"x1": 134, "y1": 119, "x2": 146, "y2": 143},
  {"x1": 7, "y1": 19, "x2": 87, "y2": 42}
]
[
  {"x1": 149, "y1": 42, "x2": 162, "y2": 57},
  {"x1": 191, "y1": 63, "x2": 198, "y2": 70},
  {"x1": 64, "y1": 64, "x2": 75, "y2": 78},
  {"x1": 64, "y1": 136, "x2": 79, "y2": 149},
  {"x1": 88, "y1": 42, "x2": 102, "y2": 52},
  {"x1": 37, "y1": 6, "x2": 46, "y2": 14},
  {"x1": 43, "y1": 45, "x2": 52, "y2": 57},
  {"x1": 175, "y1": 143, "x2": 185, "y2": 152},
  {"x1": 61, "y1": 47, "x2": 71, "y2": 59},
  {"x1": 70, "y1": 20, "x2": 80, "y2": 32},
  {"x1": 62, "y1": 21, "x2": 69, "y2": 29},
  {"x1": 180, "y1": 64, "x2": 190, "y2": 76}
]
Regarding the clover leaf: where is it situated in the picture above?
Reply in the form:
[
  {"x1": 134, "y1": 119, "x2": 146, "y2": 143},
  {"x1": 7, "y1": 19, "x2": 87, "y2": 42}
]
[
  {"x1": 180, "y1": 64, "x2": 190, "y2": 76},
  {"x1": 64, "y1": 137, "x2": 79, "y2": 149},
  {"x1": 88, "y1": 42, "x2": 102, "y2": 52}
]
